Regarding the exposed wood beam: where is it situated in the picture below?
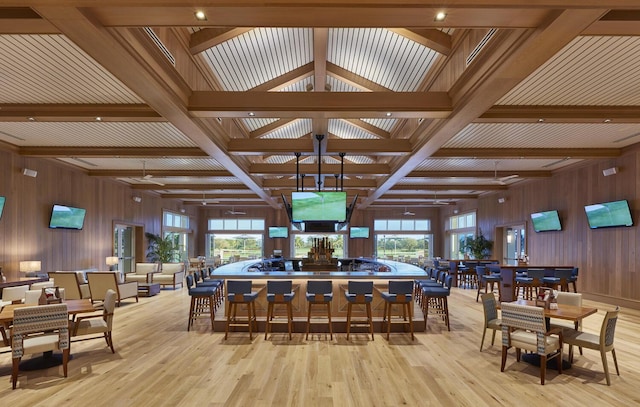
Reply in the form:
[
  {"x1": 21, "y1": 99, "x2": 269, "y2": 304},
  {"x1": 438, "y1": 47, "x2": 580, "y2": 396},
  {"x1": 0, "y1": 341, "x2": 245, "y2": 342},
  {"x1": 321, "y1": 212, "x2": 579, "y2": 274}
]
[
  {"x1": 262, "y1": 178, "x2": 377, "y2": 189},
  {"x1": 189, "y1": 27, "x2": 253, "y2": 54},
  {"x1": 360, "y1": 9, "x2": 607, "y2": 208},
  {"x1": 314, "y1": 28, "x2": 328, "y2": 92},
  {"x1": 326, "y1": 62, "x2": 390, "y2": 92},
  {"x1": 251, "y1": 163, "x2": 389, "y2": 176},
  {"x1": 432, "y1": 148, "x2": 621, "y2": 159},
  {"x1": 377, "y1": 194, "x2": 476, "y2": 200},
  {"x1": 131, "y1": 184, "x2": 249, "y2": 191},
  {"x1": 406, "y1": 170, "x2": 552, "y2": 178},
  {"x1": 389, "y1": 184, "x2": 508, "y2": 191},
  {"x1": 90, "y1": 6, "x2": 553, "y2": 29},
  {"x1": 20, "y1": 147, "x2": 206, "y2": 158},
  {"x1": 33, "y1": 6, "x2": 278, "y2": 208},
  {"x1": 340, "y1": 119, "x2": 390, "y2": 139},
  {"x1": 89, "y1": 170, "x2": 232, "y2": 177},
  {"x1": 189, "y1": 91, "x2": 451, "y2": 119},
  {"x1": 388, "y1": 28, "x2": 452, "y2": 56},
  {"x1": 227, "y1": 138, "x2": 410, "y2": 156},
  {"x1": 249, "y1": 119, "x2": 297, "y2": 139},
  {"x1": 0, "y1": 104, "x2": 162, "y2": 121},
  {"x1": 249, "y1": 63, "x2": 314, "y2": 92},
  {"x1": 479, "y1": 105, "x2": 640, "y2": 123},
  {"x1": 162, "y1": 193, "x2": 259, "y2": 199},
  {"x1": 583, "y1": 10, "x2": 640, "y2": 35},
  {"x1": 0, "y1": 7, "x2": 59, "y2": 34}
]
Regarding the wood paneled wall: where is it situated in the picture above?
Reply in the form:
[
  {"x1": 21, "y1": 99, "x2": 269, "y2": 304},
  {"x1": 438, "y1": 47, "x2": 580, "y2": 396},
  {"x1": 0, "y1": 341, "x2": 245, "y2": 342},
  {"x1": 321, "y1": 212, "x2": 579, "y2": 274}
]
[{"x1": 0, "y1": 149, "x2": 197, "y2": 280}]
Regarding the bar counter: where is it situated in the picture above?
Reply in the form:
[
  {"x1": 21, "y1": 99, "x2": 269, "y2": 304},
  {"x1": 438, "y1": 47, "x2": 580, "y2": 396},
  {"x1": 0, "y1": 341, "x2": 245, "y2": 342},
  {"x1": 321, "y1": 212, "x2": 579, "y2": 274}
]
[{"x1": 210, "y1": 259, "x2": 428, "y2": 333}]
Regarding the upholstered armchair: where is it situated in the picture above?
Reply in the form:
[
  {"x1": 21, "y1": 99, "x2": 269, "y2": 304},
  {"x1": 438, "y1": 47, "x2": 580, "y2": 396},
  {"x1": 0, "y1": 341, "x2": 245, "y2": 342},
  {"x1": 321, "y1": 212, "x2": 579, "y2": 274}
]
[
  {"x1": 125, "y1": 262, "x2": 159, "y2": 284},
  {"x1": 87, "y1": 272, "x2": 138, "y2": 306},
  {"x1": 151, "y1": 263, "x2": 185, "y2": 289},
  {"x1": 49, "y1": 271, "x2": 91, "y2": 300},
  {"x1": 70, "y1": 289, "x2": 117, "y2": 353}
]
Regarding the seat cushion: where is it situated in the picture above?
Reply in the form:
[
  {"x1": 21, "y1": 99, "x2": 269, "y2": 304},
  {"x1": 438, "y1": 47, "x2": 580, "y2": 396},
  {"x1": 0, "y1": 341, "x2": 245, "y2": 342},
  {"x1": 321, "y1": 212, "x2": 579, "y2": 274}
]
[
  {"x1": 510, "y1": 329, "x2": 560, "y2": 354},
  {"x1": 73, "y1": 318, "x2": 108, "y2": 336},
  {"x1": 422, "y1": 287, "x2": 450, "y2": 296},
  {"x1": 487, "y1": 318, "x2": 501, "y2": 330},
  {"x1": 189, "y1": 286, "x2": 216, "y2": 296},
  {"x1": 22, "y1": 333, "x2": 61, "y2": 354},
  {"x1": 267, "y1": 292, "x2": 295, "y2": 302},
  {"x1": 306, "y1": 292, "x2": 333, "y2": 302},
  {"x1": 344, "y1": 293, "x2": 373, "y2": 303},
  {"x1": 380, "y1": 292, "x2": 412, "y2": 302},
  {"x1": 227, "y1": 292, "x2": 258, "y2": 302},
  {"x1": 562, "y1": 329, "x2": 599, "y2": 349}
]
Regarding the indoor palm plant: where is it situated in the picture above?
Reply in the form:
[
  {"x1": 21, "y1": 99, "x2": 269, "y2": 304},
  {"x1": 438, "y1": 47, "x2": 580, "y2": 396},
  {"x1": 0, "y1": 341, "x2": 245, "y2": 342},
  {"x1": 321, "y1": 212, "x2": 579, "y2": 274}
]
[
  {"x1": 145, "y1": 232, "x2": 179, "y2": 263},
  {"x1": 459, "y1": 230, "x2": 493, "y2": 260}
]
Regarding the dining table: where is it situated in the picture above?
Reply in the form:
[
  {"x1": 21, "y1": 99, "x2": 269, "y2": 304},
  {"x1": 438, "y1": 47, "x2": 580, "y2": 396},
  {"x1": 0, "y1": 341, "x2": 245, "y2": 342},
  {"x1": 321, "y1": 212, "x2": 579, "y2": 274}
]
[{"x1": 0, "y1": 299, "x2": 95, "y2": 370}]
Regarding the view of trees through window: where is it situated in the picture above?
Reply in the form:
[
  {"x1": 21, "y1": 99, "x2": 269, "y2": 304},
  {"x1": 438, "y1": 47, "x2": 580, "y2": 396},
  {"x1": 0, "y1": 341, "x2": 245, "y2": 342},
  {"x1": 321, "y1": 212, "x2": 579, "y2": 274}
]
[
  {"x1": 375, "y1": 234, "x2": 432, "y2": 261},
  {"x1": 206, "y1": 233, "x2": 263, "y2": 262},
  {"x1": 293, "y1": 234, "x2": 344, "y2": 258}
]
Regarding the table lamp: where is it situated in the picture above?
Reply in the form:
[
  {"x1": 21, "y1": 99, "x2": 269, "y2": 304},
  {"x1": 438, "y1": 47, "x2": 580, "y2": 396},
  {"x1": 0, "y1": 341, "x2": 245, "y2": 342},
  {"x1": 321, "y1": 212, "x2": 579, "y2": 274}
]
[
  {"x1": 19, "y1": 260, "x2": 42, "y2": 278},
  {"x1": 106, "y1": 256, "x2": 119, "y2": 271}
]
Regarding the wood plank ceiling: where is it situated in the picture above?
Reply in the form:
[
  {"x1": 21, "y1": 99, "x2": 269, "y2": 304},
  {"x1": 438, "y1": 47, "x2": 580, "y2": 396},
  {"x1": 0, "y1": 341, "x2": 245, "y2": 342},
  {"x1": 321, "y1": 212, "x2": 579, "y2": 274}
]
[{"x1": 1, "y1": 2, "x2": 640, "y2": 209}]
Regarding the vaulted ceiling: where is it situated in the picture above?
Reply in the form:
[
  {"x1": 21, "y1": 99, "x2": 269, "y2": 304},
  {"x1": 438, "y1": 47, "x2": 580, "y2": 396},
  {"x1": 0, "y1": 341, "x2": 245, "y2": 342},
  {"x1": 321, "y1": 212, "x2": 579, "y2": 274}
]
[{"x1": 2, "y1": 2, "x2": 640, "y2": 211}]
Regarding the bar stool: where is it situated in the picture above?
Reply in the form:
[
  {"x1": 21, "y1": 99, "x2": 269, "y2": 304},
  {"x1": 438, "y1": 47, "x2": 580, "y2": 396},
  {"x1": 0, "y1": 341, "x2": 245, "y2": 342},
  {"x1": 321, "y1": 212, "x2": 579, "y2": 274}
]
[
  {"x1": 344, "y1": 280, "x2": 374, "y2": 340},
  {"x1": 381, "y1": 280, "x2": 414, "y2": 340},
  {"x1": 475, "y1": 265, "x2": 501, "y2": 302},
  {"x1": 185, "y1": 274, "x2": 216, "y2": 331},
  {"x1": 225, "y1": 280, "x2": 258, "y2": 340},
  {"x1": 422, "y1": 275, "x2": 453, "y2": 331},
  {"x1": 543, "y1": 268, "x2": 574, "y2": 292},
  {"x1": 305, "y1": 280, "x2": 333, "y2": 340},
  {"x1": 265, "y1": 280, "x2": 295, "y2": 340},
  {"x1": 515, "y1": 268, "x2": 545, "y2": 300}
]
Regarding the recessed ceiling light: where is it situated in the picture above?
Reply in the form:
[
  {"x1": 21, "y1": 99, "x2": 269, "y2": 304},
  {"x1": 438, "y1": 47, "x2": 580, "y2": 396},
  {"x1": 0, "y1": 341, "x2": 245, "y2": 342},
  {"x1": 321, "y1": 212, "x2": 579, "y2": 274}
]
[
  {"x1": 27, "y1": 117, "x2": 35, "y2": 121},
  {"x1": 248, "y1": 112, "x2": 255, "y2": 116},
  {"x1": 435, "y1": 11, "x2": 447, "y2": 21},
  {"x1": 537, "y1": 118, "x2": 544, "y2": 123},
  {"x1": 95, "y1": 117, "x2": 102, "y2": 121},
  {"x1": 604, "y1": 119, "x2": 611, "y2": 123},
  {"x1": 194, "y1": 11, "x2": 207, "y2": 21},
  {"x1": 385, "y1": 112, "x2": 392, "y2": 117}
]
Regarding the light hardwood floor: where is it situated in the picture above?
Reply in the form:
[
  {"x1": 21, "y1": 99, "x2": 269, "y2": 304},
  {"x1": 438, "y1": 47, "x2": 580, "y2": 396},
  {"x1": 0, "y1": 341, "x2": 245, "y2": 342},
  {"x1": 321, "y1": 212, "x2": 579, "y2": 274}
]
[{"x1": 1, "y1": 285, "x2": 638, "y2": 406}]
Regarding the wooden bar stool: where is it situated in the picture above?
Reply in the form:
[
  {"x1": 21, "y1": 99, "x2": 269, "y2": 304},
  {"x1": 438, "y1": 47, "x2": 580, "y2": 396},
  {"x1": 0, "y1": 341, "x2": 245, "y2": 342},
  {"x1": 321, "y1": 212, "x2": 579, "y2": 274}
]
[
  {"x1": 225, "y1": 280, "x2": 258, "y2": 340},
  {"x1": 381, "y1": 280, "x2": 414, "y2": 340},
  {"x1": 344, "y1": 281, "x2": 374, "y2": 340},
  {"x1": 305, "y1": 280, "x2": 333, "y2": 340},
  {"x1": 422, "y1": 275, "x2": 453, "y2": 331},
  {"x1": 186, "y1": 274, "x2": 216, "y2": 332},
  {"x1": 265, "y1": 280, "x2": 295, "y2": 340}
]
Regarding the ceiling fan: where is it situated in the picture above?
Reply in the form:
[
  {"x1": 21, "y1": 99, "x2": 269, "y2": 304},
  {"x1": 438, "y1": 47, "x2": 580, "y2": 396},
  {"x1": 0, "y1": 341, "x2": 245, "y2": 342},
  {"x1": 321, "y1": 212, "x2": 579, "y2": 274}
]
[
  {"x1": 119, "y1": 160, "x2": 164, "y2": 186},
  {"x1": 402, "y1": 208, "x2": 415, "y2": 216},
  {"x1": 226, "y1": 207, "x2": 246, "y2": 215},
  {"x1": 430, "y1": 192, "x2": 450, "y2": 206},
  {"x1": 492, "y1": 161, "x2": 519, "y2": 185}
]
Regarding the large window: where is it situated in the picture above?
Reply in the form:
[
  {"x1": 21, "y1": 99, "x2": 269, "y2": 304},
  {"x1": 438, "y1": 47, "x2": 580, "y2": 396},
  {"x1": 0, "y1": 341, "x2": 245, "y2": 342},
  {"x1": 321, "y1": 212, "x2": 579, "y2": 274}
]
[
  {"x1": 206, "y1": 218, "x2": 266, "y2": 262},
  {"x1": 373, "y1": 218, "x2": 432, "y2": 263},
  {"x1": 163, "y1": 211, "x2": 190, "y2": 261},
  {"x1": 447, "y1": 211, "x2": 476, "y2": 259},
  {"x1": 293, "y1": 234, "x2": 345, "y2": 258}
]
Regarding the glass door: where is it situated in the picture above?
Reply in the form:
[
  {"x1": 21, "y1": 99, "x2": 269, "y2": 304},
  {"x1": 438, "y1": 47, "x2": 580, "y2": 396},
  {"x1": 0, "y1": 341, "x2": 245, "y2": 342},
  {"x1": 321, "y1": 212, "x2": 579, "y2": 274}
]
[
  {"x1": 503, "y1": 225, "x2": 525, "y2": 266},
  {"x1": 114, "y1": 224, "x2": 135, "y2": 275}
]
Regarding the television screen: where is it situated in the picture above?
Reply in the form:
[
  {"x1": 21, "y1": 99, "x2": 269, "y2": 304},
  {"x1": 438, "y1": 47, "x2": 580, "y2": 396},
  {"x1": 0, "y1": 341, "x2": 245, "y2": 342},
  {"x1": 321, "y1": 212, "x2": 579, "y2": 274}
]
[
  {"x1": 268, "y1": 226, "x2": 288, "y2": 238},
  {"x1": 292, "y1": 191, "x2": 347, "y2": 222},
  {"x1": 49, "y1": 204, "x2": 86, "y2": 230},
  {"x1": 350, "y1": 226, "x2": 370, "y2": 238},
  {"x1": 0, "y1": 196, "x2": 5, "y2": 219},
  {"x1": 304, "y1": 221, "x2": 336, "y2": 233},
  {"x1": 530, "y1": 210, "x2": 561, "y2": 232},
  {"x1": 584, "y1": 200, "x2": 633, "y2": 229}
]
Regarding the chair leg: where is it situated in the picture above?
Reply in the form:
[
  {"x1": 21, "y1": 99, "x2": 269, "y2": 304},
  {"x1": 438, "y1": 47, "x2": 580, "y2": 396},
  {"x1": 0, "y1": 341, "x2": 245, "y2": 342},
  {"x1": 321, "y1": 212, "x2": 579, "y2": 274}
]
[
  {"x1": 248, "y1": 301, "x2": 254, "y2": 340},
  {"x1": 612, "y1": 349, "x2": 620, "y2": 376},
  {"x1": 500, "y1": 346, "x2": 507, "y2": 372},
  {"x1": 407, "y1": 302, "x2": 414, "y2": 341},
  {"x1": 225, "y1": 302, "x2": 234, "y2": 340},
  {"x1": 62, "y1": 348, "x2": 69, "y2": 377},
  {"x1": 209, "y1": 296, "x2": 215, "y2": 331},
  {"x1": 491, "y1": 329, "x2": 496, "y2": 346},
  {"x1": 601, "y1": 349, "x2": 611, "y2": 385},
  {"x1": 187, "y1": 296, "x2": 196, "y2": 331},
  {"x1": 327, "y1": 302, "x2": 333, "y2": 340},
  {"x1": 287, "y1": 302, "x2": 293, "y2": 340},
  {"x1": 306, "y1": 302, "x2": 312, "y2": 340},
  {"x1": 443, "y1": 297, "x2": 450, "y2": 331},
  {"x1": 346, "y1": 303, "x2": 352, "y2": 340},
  {"x1": 386, "y1": 302, "x2": 392, "y2": 340},
  {"x1": 367, "y1": 303, "x2": 374, "y2": 341},
  {"x1": 12, "y1": 357, "x2": 20, "y2": 389},
  {"x1": 540, "y1": 355, "x2": 547, "y2": 385},
  {"x1": 480, "y1": 328, "x2": 487, "y2": 351}
]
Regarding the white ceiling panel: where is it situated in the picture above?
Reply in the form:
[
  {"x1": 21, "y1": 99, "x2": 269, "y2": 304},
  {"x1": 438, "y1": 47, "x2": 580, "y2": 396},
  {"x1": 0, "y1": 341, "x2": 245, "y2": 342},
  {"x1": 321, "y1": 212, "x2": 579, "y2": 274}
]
[
  {"x1": 261, "y1": 119, "x2": 312, "y2": 139},
  {"x1": 0, "y1": 35, "x2": 142, "y2": 104},
  {"x1": 57, "y1": 157, "x2": 225, "y2": 171},
  {"x1": 414, "y1": 158, "x2": 583, "y2": 172},
  {"x1": 330, "y1": 120, "x2": 379, "y2": 140},
  {"x1": 444, "y1": 123, "x2": 640, "y2": 149},
  {"x1": 328, "y1": 28, "x2": 439, "y2": 92},
  {"x1": 241, "y1": 118, "x2": 279, "y2": 132},
  {"x1": 499, "y1": 36, "x2": 640, "y2": 106},
  {"x1": 0, "y1": 122, "x2": 196, "y2": 147},
  {"x1": 202, "y1": 28, "x2": 313, "y2": 91}
]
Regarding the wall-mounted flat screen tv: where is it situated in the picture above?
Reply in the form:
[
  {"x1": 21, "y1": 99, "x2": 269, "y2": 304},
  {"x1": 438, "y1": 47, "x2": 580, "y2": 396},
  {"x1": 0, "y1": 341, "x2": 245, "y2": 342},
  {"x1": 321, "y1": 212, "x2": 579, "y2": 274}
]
[
  {"x1": 292, "y1": 191, "x2": 347, "y2": 222},
  {"x1": 49, "y1": 204, "x2": 86, "y2": 230},
  {"x1": 530, "y1": 210, "x2": 562, "y2": 232},
  {"x1": 584, "y1": 200, "x2": 633, "y2": 229},
  {"x1": 268, "y1": 226, "x2": 289, "y2": 238},
  {"x1": 350, "y1": 226, "x2": 370, "y2": 238},
  {"x1": 0, "y1": 196, "x2": 5, "y2": 219}
]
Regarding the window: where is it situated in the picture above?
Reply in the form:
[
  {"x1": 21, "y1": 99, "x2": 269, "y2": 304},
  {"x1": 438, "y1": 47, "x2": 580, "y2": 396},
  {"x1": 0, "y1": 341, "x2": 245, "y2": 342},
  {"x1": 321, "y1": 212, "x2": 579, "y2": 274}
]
[
  {"x1": 206, "y1": 218, "x2": 266, "y2": 260},
  {"x1": 293, "y1": 234, "x2": 344, "y2": 258},
  {"x1": 373, "y1": 219, "x2": 432, "y2": 263},
  {"x1": 374, "y1": 219, "x2": 431, "y2": 232},
  {"x1": 163, "y1": 211, "x2": 191, "y2": 261},
  {"x1": 447, "y1": 211, "x2": 476, "y2": 259}
]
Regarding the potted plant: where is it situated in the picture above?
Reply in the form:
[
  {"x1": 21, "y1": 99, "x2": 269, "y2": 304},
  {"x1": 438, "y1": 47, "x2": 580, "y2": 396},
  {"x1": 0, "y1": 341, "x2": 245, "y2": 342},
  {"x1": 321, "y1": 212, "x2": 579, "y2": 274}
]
[
  {"x1": 459, "y1": 230, "x2": 494, "y2": 260},
  {"x1": 145, "y1": 232, "x2": 179, "y2": 263}
]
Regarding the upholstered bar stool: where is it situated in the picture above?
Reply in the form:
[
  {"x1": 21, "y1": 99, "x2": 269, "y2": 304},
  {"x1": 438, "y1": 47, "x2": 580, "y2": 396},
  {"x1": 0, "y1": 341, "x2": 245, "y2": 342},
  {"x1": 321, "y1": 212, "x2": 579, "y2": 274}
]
[
  {"x1": 185, "y1": 274, "x2": 216, "y2": 332},
  {"x1": 344, "y1": 280, "x2": 374, "y2": 340},
  {"x1": 225, "y1": 280, "x2": 258, "y2": 340},
  {"x1": 422, "y1": 275, "x2": 453, "y2": 331},
  {"x1": 515, "y1": 268, "x2": 545, "y2": 300},
  {"x1": 381, "y1": 280, "x2": 414, "y2": 340},
  {"x1": 305, "y1": 280, "x2": 333, "y2": 340},
  {"x1": 475, "y1": 265, "x2": 501, "y2": 302},
  {"x1": 543, "y1": 268, "x2": 574, "y2": 292},
  {"x1": 265, "y1": 280, "x2": 295, "y2": 340}
]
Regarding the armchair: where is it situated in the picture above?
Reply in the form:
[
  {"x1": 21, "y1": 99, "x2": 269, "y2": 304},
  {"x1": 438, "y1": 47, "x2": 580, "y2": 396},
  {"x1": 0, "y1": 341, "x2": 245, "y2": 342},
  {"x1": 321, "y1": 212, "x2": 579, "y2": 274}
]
[
  {"x1": 87, "y1": 272, "x2": 138, "y2": 306},
  {"x1": 49, "y1": 271, "x2": 91, "y2": 300},
  {"x1": 125, "y1": 262, "x2": 159, "y2": 284},
  {"x1": 11, "y1": 303, "x2": 70, "y2": 389},
  {"x1": 70, "y1": 289, "x2": 116, "y2": 353},
  {"x1": 151, "y1": 263, "x2": 185, "y2": 289}
]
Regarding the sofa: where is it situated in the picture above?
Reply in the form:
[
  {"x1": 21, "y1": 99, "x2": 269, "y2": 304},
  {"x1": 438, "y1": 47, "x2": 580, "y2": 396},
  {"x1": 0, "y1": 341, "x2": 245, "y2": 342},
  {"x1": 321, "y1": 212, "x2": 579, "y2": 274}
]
[
  {"x1": 125, "y1": 263, "x2": 159, "y2": 284},
  {"x1": 151, "y1": 263, "x2": 185, "y2": 289},
  {"x1": 87, "y1": 271, "x2": 138, "y2": 306}
]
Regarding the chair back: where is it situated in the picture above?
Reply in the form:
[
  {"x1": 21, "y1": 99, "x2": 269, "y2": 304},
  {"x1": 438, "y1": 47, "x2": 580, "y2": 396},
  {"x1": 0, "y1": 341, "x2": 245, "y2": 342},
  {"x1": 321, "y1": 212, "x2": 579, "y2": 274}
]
[
  {"x1": 24, "y1": 290, "x2": 41, "y2": 305},
  {"x1": 600, "y1": 307, "x2": 619, "y2": 351},
  {"x1": 388, "y1": 280, "x2": 413, "y2": 295},
  {"x1": 51, "y1": 272, "x2": 84, "y2": 299},
  {"x1": 443, "y1": 275, "x2": 453, "y2": 290},
  {"x1": 185, "y1": 274, "x2": 194, "y2": 288},
  {"x1": 1, "y1": 285, "x2": 30, "y2": 302},
  {"x1": 30, "y1": 281, "x2": 54, "y2": 291},
  {"x1": 267, "y1": 280, "x2": 292, "y2": 295},
  {"x1": 227, "y1": 280, "x2": 253, "y2": 295},
  {"x1": 135, "y1": 263, "x2": 159, "y2": 275},
  {"x1": 481, "y1": 293, "x2": 498, "y2": 325},
  {"x1": 87, "y1": 272, "x2": 119, "y2": 302},
  {"x1": 307, "y1": 280, "x2": 332, "y2": 295},
  {"x1": 500, "y1": 302, "x2": 546, "y2": 333},
  {"x1": 12, "y1": 303, "x2": 69, "y2": 358},
  {"x1": 103, "y1": 289, "x2": 117, "y2": 329},
  {"x1": 555, "y1": 291, "x2": 582, "y2": 307},
  {"x1": 475, "y1": 266, "x2": 486, "y2": 279},
  {"x1": 347, "y1": 280, "x2": 373, "y2": 295},
  {"x1": 526, "y1": 268, "x2": 546, "y2": 281}
]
